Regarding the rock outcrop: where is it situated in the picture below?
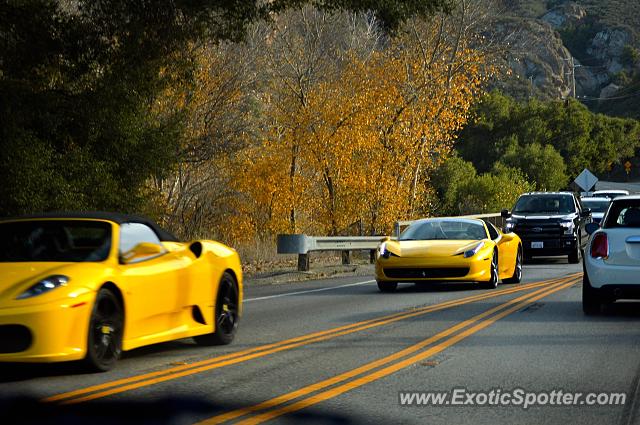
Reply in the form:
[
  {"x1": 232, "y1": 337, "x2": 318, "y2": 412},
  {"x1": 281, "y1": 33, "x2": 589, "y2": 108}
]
[
  {"x1": 541, "y1": 2, "x2": 587, "y2": 28},
  {"x1": 497, "y1": 1, "x2": 639, "y2": 101}
]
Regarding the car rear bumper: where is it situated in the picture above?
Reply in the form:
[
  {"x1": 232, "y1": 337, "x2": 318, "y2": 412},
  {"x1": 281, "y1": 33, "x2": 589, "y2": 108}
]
[
  {"x1": 585, "y1": 256, "x2": 640, "y2": 290},
  {"x1": 0, "y1": 293, "x2": 94, "y2": 363}
]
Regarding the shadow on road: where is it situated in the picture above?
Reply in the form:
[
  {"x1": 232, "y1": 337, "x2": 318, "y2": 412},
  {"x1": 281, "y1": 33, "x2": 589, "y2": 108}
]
[
  {"x1": 0, "y1": 340, "x2": 228, "y2": 383},
  {"x1": 0, "y1": 395, "x2": 360, "y2": 425}
]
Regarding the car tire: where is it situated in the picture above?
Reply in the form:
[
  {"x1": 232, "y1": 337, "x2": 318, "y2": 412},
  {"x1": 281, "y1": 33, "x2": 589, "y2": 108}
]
[
  {"x1": 582, "y1": 270, "x2": 600, "y2": 315},
  {"x1": 503, "y1": 247, "x2": 523, "y2": 284},
  {"x1": 569, "y1": 235, "x2": 581, "y2": 264},
  {"x1": 377, "y1": 280, "x2": 398, "y2": 293},
  {"x1": 480, "y1": 251, "x2": 499, "y2": 289},
  {"x1": 84, "y1": 288, "x2": 124, "y2": 372},
  {"x1": 194, "y1": 272, "x2": 239, "y2": 346}
]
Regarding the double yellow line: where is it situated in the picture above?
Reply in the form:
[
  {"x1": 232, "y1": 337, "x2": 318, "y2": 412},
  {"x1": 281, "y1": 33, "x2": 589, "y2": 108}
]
[
  {"x1": 45, "y1": 274, "x2": 579, "y2": 405},
  {"x1": 199, "y1": 275, "x2": 579, "y2": 424}
]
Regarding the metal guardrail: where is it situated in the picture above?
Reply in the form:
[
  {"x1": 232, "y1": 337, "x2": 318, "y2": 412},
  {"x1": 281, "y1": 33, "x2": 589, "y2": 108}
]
[{"x1": 277, "y1": 213, "x2": 504, "y2": 271}]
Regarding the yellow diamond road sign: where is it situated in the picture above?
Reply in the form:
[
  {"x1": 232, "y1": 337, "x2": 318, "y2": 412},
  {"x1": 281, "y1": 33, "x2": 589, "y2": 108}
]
[{"x1": 574, "y1": 169, "x2": 598, "y2": 192}]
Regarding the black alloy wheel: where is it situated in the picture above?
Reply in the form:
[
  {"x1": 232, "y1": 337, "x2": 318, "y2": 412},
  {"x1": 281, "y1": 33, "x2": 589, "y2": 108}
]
[
  {"x1": 85, "y1": 288, "x2": 123, "y2": 372},
  {"x1": 195, "y1": 272, "x2": 239, "y2": 346},
  {"x1": 377, "y1": 280, "x2": 398, "y2": 293}
]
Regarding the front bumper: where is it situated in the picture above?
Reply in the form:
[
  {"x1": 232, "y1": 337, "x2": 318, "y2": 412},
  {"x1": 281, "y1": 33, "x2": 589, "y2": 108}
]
[
  {"x1": 375, "y1": 255, "x2": 491, "y2": 283},
  {"x1": 521, "y1": 235, "x2": 577, "y2": 257},
  {"x1": 0, "y1": 293, "x2": 94, "y2": 363}
]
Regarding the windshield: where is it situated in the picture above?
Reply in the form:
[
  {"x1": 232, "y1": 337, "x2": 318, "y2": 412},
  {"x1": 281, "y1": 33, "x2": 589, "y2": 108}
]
[
  {"x1": 0, "y1": 220, "x2": 112, "y2": 262},
  {"x1": 400, "y1": 220, "x2": 487, "y2": 241},
  {"x1": 512, "y1": 195, "x2": 575, "y2": 214},
  {"x1": 581, "y1": 199, "x2": 610, "y2": 213}
]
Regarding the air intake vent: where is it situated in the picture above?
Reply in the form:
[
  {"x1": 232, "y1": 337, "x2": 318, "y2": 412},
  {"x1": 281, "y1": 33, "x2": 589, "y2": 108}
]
[{"x1": 189, "y1": 241, "x2": 203, "y2": 258}]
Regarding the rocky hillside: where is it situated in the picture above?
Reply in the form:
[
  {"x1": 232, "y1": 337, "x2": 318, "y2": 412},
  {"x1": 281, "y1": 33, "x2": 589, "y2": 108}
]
[{"x1": 493, "y1": 0, "x2": 640, "y2": 118}]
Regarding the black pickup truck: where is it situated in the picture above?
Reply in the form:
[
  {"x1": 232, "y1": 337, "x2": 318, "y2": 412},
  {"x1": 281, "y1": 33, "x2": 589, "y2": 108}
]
[{"x1": 501, "y1": 192, "x2": 592, "y2": 263}]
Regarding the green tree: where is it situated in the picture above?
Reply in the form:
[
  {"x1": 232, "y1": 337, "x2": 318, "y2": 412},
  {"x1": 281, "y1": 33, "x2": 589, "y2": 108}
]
[
  {"x1": 431, "y1": 155, "x2": 478, "y2": 215},
  {"x1": 621, "y1": 45, "x2": 639, "y2": 67},
  {"x1": 499, "y1": 143, "x2": 567, "y2": 191},
  {"x1": 454, "y1": 164, "x2": 534, "y2": 215},
  {"x1": 457, "y1": 91, "x2": 640, "y2": 181}
]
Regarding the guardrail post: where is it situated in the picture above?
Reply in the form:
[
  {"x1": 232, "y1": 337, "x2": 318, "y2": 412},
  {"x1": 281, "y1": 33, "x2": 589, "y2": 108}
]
[
  {"x1": 298, "y1": 253, "x2": 310, "y2": 271},
  {"x1": 341, "y1": 250, "x2": 351, "y2": 265}
]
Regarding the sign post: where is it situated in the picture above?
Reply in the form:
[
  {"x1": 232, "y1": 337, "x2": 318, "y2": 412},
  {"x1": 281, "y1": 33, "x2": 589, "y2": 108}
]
[{"x1": 574, "y1": 169, "x2": 598, "y2": 194}]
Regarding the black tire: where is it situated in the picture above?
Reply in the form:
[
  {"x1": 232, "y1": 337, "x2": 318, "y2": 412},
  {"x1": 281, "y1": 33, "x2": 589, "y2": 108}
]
[
  {"x1": 377, "y1": 280, "x2": 398, "y2": 293},
  {"x1": 194, "y1": 272, "x2": 239, "y2": 346},
  {"x1": 480, "y1": 251, "x2": 499, "y2": 289},
  {"x1": 582, "y1": 270, "x2": 600, "y2": 315},
  {"x1": 84, "y1": 288, "x2": 124, "y2": 372},
  {"x1": 503, "y1": 247, "x2": 523, "y2": 284},
  {"x1": 569, "y1": 235, "x2": 581, "y2": 264}
]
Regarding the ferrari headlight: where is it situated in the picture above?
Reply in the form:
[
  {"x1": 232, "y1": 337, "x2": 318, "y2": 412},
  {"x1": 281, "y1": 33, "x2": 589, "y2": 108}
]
[
  {"x1": 560, "y1": 220, "x2": 574, "y2": 235},
  {"x1": 378, "y1": 242, "x2": 389, "y2": 259},
  {"x1": 16, "y1": 275, "x2": 69, "y2": 300},
  {"x1": 464, "y1": 241, "x2": 485, "y2": 258}
]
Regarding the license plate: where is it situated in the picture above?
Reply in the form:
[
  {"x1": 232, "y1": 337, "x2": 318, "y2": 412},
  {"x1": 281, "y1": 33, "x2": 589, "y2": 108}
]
[{"x1": 531, "y1": 241, "x2": 544, "y2": 249}]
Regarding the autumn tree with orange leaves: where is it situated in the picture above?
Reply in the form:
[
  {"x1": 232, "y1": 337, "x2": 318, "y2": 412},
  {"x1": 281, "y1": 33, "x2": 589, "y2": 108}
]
[{"x1": 154, "y1": 1, "x2": 498, "y2": 244}]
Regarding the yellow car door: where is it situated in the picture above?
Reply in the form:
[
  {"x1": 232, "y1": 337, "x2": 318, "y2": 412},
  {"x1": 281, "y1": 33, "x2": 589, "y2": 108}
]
[
  {"x1": 117, "y1": 223, "x2": 191, "y2": 347},
  {"x1": 487, "y1": 222, "x2": 517, "y2": 277}
]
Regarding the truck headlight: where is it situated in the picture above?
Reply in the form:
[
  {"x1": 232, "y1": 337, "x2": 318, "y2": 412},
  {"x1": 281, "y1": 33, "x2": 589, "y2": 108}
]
[
  {"x1": 504, "y1": 221, "x2": 515, "y2": 233},
  {"x1": 561, "y1": 221, "x2": 575, "y2": 235}
]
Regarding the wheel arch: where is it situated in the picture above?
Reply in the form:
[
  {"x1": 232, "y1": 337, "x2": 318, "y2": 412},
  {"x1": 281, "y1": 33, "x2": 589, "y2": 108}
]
[{"x1": 99, "y1": 281, "x2": 125, "y2": 318}]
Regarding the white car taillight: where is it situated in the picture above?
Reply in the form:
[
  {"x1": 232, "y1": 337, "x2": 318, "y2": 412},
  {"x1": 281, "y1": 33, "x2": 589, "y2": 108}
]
[{"x1": 590, "y1": 232, "x2": 609, "y2": 259}]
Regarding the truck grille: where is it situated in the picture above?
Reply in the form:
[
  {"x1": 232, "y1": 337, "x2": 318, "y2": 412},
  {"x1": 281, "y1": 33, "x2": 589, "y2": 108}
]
[
  {"x1": 514, "y1": 222, "x2": 564, "y2": 239},
  {"x1": 384, "y1": 267, "x2": 470, "y2": 279}
]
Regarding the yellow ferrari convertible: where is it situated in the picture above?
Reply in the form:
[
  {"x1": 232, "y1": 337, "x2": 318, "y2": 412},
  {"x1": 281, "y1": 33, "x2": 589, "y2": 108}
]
[
  {"x1": 375, "y1": 218, "x2": 522, "y2": 292},
  {"x1": 0, "y1": 212, "x2": 242, "y2": 371}
]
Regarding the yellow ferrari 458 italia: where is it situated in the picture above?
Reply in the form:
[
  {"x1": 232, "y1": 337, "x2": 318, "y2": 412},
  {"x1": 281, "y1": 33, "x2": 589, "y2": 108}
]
[
  {"x1": 375, "y1": 218, "x2": 522, "y2": 292},
  {"x1": 0, "y1": 212, "x2": 242, "y2": 371}
]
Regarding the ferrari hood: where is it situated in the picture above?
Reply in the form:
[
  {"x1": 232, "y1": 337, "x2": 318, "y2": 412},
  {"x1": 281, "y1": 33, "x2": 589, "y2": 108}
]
[
  {"x1": 0, "y1": 263, "x2": 69, "y2": 290},
  {"x1": 0, "y1": 262, "x2": 106, "y2": 304},
  {"x1": 392, "y1": 240, "x2": 485, "y2": 258}
]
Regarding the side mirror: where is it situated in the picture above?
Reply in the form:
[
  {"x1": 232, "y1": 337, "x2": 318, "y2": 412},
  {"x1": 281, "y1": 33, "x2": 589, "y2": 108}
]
[
  {"x1": 581, "y1": 208, "x2": 592, "y2": 218},
  {"x1": 585, "y1": 222, "x2": 599, "y2": 235},
  {"x1": 120, "y1": 242, "x2": 165, "y2": 264},
  {"x1": 501, "y1": 209, "x2": 511, "y2": 218},
  {"x1": 501, "y1": 233, "x2": 515, "y2": 242}
]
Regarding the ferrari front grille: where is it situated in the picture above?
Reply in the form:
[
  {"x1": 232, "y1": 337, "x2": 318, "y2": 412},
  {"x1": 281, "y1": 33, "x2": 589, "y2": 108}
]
[
  {"x1": 0, "y1": 325, "x2": 33, "y2": 353},
  {"x1": 384, "y1": 267, "x2": 470, "y2": 279}
]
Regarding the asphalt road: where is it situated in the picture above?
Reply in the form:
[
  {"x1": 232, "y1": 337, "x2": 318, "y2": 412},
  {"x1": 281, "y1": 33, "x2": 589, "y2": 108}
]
[{"x1": 1, "y1": 258, "x2": 639, "y2": 425}]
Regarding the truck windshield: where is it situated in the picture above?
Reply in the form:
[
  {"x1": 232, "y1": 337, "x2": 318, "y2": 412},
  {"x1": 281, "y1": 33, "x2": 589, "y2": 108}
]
[
  {"x1": 512, "y1": 195, "x2": 575, "y2": 214},
  {"x1": 0, "y1": 220, "x2": 112, "y2": 262}
]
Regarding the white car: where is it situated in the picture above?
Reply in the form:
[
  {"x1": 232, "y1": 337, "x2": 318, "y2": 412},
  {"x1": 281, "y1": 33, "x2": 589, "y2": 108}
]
[
  {"x1": 580, "y1": 197, "x2": 611, "y2": 224},
  {"x1": 592, "y1": 189, "x2": 630, "y2": 199},
  {"x1": 583, "y1": 195, "x2": 640, "y2": 314}
]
